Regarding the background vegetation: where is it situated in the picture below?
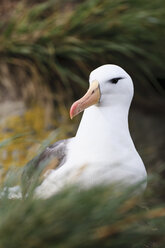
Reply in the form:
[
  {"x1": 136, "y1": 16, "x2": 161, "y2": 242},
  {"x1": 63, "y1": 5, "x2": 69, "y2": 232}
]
[{"x1": 0, "y1": 0, "x2": 165, "y2": 247}]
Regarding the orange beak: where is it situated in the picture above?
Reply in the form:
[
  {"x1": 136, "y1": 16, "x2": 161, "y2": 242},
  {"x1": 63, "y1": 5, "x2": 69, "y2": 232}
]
[{"x1": 70, "y1": 80, "x2": 100, "y2": 119}]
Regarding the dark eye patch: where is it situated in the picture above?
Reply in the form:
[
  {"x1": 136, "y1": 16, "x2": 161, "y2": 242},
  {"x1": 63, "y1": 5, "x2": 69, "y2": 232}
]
[{"x1": 109, "y1": 77, "x2": 123, "y2": 84}]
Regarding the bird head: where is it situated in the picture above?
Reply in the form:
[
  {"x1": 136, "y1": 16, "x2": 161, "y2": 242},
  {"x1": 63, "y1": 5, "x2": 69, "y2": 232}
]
[{"x1": 70, "y1": 64, "x2": 134, "y2": 119}]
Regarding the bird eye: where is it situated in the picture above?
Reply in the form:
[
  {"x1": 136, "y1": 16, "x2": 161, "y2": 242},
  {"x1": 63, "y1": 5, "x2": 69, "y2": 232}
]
[{"x1": 109, "y1": 77, "x2": 123, "y2": 84}]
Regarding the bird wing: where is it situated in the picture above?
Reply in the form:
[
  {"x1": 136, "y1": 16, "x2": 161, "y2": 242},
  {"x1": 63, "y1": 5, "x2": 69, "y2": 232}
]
[{"x1": 22, "y1": 138, "x2": 71, "y2": 194}]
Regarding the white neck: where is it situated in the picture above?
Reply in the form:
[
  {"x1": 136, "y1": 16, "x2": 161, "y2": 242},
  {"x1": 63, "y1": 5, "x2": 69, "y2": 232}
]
[
  {"x1": 76, "y1": 104, "x2": 132, "y2": 144},
  {"x1": 74, "y1": 104, "x2": 137, "y2": 164}
]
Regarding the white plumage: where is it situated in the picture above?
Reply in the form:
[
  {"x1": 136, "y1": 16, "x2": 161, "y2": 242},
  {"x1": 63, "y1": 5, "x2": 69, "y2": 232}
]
[{"x1": 35, "y1": 64, "x2": 147, "y2": 198}]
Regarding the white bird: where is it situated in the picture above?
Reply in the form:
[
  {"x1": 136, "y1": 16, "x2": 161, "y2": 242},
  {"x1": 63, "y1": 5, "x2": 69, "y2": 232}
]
[{"x1": 23, "y1": 64, "x2": 147, "y2": 198}]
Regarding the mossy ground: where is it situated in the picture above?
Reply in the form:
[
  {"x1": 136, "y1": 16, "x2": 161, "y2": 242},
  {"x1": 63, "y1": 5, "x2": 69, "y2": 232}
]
[{"x1": 0, "y1": 104, "x2": 77, "y2": 169}]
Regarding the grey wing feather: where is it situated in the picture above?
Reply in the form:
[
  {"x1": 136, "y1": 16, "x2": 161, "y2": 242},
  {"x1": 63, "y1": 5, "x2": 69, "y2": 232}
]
[
  {"x1": 22, "y1": 138, "x2": 71, "y2": 194},
  {"x1": 36, "y1": 139, "x2": 69, "y2": 168}
]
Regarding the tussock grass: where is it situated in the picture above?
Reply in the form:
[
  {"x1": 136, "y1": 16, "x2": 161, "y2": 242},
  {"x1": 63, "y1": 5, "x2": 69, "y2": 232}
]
[
  {"x1": 0, "y1": 0, "x2": 165, "y2": 105},
  {"x1": 0, "y1": 171, "x2": 165, "y2": 248}
]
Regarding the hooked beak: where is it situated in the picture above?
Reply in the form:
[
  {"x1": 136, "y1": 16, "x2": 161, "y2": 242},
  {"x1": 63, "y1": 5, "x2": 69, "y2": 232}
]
[{"x1": 70, "y1": 80, "x2": 100, "y2": 119}]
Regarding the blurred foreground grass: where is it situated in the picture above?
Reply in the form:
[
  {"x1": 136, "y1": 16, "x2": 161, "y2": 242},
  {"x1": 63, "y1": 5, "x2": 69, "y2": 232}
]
[{"x1": 0, "y1": 170, "x2": 165, "y2": 248}]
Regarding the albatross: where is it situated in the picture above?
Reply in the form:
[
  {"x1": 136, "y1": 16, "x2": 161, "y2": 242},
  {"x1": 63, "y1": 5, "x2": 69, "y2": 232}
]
[{"x1": 23, "y1": 64, "x2": 147, "y2": 198}]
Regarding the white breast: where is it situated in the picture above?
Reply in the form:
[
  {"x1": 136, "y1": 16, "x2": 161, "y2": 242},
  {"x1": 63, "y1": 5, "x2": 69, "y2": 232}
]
[{"x1": 36, "y1": 105, "x2": 147, "y2": 198}]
